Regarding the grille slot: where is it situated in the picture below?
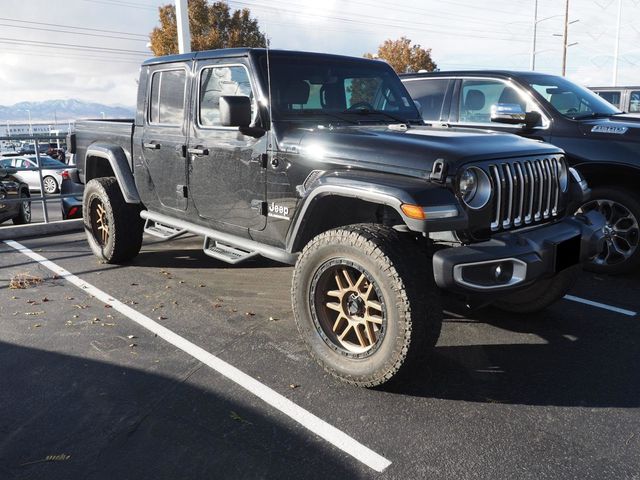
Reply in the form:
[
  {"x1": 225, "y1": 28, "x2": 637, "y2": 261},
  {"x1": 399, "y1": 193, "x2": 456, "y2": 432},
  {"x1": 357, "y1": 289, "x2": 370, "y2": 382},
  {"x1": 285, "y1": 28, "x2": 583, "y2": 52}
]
[{"x1": 488, "y1": 157, "x2": 564, "y2": 231}]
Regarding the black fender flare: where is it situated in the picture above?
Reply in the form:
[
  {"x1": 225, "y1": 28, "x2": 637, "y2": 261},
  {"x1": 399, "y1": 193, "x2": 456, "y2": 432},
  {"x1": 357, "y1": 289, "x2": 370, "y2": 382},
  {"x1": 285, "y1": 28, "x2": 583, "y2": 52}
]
[
  {"x1": 85, "y1": 143, "x2": 141, "y2": 204},
  {"x1": 286, "y1": 171, "x2": 466, "y2": 252}
]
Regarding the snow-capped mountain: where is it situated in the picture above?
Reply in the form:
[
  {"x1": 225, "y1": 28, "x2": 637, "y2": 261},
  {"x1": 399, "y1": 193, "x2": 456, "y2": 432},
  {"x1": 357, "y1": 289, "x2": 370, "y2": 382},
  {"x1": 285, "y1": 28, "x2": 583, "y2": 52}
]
[{"x1": 0, "y1": 99, "x2": 135, "y2": 121}]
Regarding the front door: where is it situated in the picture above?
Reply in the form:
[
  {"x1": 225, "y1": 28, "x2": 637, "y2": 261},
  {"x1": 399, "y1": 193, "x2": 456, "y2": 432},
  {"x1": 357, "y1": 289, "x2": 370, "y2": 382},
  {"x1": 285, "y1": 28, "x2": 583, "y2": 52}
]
[
  {"x1": 187, "y1": 59, "x2": 267, "y2": 231},
  {"x1": 453, "y1": 78, "x2": 551, "y2": 142},
  {"x1": 140, "y1": 64, "x2": 189, "y2": 211}
]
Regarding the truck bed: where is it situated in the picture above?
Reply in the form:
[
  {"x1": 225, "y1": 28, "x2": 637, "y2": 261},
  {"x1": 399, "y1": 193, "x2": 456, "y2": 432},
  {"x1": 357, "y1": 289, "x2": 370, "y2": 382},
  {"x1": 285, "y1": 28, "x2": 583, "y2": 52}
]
[{"x1": 74, "y1": 119, "x2": 134, "y2": 183}]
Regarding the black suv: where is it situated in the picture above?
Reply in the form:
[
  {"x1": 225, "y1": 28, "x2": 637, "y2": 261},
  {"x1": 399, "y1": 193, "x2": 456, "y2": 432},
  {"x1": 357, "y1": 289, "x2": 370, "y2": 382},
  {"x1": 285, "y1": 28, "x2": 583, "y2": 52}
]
[{"x1": 402, "y1": 71, "x2": 640, "y2": 274}]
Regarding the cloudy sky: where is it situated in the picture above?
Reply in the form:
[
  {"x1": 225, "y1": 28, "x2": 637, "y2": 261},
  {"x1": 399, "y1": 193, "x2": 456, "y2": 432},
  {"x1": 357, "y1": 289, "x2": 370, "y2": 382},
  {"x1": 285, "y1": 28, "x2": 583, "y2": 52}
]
[{"x1": 1, "y1": 0, "x2": 638, "y2": 111}]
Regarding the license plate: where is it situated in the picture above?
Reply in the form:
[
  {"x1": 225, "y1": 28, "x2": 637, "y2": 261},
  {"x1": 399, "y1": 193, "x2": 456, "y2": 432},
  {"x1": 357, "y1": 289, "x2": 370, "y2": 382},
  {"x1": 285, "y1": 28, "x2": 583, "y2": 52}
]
[{"x1": 555, "y1": 235, "x2": 581, "y2": 272}]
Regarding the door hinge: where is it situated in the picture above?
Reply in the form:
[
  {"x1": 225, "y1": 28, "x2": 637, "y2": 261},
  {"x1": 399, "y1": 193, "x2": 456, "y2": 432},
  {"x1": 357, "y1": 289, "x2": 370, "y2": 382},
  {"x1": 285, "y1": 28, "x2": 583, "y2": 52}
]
[
  {"x1": 260, "y1": 153, "x2": 268, "y2": 168},
  {"x1": 177, "y1": 185, "x2": 188, "y2": 198},
  {"x1": 251, "y1": 199, "x2": 268, "y2": 216}
]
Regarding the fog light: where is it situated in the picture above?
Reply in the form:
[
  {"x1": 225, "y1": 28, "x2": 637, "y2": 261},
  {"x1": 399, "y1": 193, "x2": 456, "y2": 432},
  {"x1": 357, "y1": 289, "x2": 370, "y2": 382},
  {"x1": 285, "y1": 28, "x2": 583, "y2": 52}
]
[{"x1": 493, "y1": 262, "x2": 513, "y2": 283}]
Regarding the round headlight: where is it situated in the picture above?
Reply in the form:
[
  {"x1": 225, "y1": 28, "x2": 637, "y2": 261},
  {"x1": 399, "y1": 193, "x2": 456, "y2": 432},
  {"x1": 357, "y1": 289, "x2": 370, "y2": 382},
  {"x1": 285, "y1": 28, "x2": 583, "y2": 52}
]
[
  {"x1": 458, "y1": 167, "x2": 491, "y2": 209},
  {"x1": 459, "y1": 168, "x2": 478, "y2": 202}
]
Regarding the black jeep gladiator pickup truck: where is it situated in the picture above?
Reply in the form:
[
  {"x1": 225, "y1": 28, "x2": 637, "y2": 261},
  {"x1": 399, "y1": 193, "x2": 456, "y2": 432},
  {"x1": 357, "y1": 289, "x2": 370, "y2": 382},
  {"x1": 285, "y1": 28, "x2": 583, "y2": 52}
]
[
  {"x1": 402, "y1": 70, "x2": 640, "y2": 274},
  {"x1": 69, "y1": 49, "x2": 604, "y2": 387}
]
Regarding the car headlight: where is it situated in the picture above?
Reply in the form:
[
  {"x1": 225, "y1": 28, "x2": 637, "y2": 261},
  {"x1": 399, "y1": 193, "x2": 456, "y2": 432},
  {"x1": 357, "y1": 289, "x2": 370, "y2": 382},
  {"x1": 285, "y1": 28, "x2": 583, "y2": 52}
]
[{"x1": 458, "y1": 166, "x2": 491, "y2": 209}]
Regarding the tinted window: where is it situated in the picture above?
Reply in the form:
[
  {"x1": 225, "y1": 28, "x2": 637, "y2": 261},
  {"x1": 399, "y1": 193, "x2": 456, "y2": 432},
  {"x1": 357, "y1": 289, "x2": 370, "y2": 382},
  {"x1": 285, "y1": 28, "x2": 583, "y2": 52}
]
[
  {"x1": 630, "y1": 91, "x2": 640, "y2": 113},
  {"x1": 199, "y1": 65, "x2": 254, "y2": 127},
  {"x1": 596, "y1": 91, "x2": 621, "y2": 108},
  {"x1": 459, "y1": 79, "x2": 533, "y2": 124},
  {"x1": 403, "y1": 78, "x2": 449, "y2": 121},
  {"x1": 149, "y1": 69, "x2": 186, "y2": 125}
]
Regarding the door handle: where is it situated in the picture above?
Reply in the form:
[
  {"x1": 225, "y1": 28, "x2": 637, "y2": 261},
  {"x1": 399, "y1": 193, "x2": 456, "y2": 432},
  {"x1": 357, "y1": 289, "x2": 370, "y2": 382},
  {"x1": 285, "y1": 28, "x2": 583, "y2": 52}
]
[
  {"x1": 143, "y1": 142, "x2": 161, "y2": 150},
  {"x1": 187, "y1": 147, "x2": 209, "y2": 156}
]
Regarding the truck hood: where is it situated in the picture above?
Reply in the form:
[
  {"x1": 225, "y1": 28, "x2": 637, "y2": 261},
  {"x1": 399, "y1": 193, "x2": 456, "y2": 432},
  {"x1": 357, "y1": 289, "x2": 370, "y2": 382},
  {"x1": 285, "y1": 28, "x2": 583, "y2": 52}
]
[
  {"x1": 276, "y1": 124, "x2": 562, "y2": 177},
  {"x1": 577, "y1": 114, "x2": 640, "y2": 141}
]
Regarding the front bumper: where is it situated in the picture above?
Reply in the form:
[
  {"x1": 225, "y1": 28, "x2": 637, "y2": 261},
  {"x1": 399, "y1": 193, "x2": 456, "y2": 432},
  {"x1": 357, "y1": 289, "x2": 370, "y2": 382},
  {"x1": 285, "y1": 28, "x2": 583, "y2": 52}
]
[{"x1": 432, "y1": 210, "x2": 605, "y2": 294}]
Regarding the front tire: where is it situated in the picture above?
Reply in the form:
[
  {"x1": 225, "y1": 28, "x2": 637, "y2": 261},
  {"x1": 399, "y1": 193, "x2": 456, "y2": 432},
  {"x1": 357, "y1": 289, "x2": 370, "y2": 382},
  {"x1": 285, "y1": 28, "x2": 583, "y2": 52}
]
[
  {"x1": 291, "y1": 224, "x2": 442, "y2": 387},
  {"x1": 12, "y1": 190, "x2": 31, "y2": 225},
  {"x1": 83, "y1": 177, "x2": 143, "y2": 263},
  {"x1": 493, "y1": 265, "x2": 580, "y2": 314},
  {"x1": 578, "y1": 187, "x2": 640, "y2": 275}
]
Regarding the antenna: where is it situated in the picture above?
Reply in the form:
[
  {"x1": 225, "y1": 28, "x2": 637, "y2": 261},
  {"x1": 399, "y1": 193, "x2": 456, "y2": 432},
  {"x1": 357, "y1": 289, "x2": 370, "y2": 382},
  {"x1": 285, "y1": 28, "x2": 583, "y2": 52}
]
[{"x1": 265, "y1": 32, "x2": 273, "y2": 139}]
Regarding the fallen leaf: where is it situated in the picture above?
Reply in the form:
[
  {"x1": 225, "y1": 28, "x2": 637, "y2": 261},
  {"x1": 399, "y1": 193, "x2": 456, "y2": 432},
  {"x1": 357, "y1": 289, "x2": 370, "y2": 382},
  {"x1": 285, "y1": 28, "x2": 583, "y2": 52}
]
[
  {"x1": 269, "y1": 316, "x2": 279, "y2": 322},
  {"x1": 130, "y1": 283, "x2": 138, "y2": 286},
  {"x1": 11, "y1": 295, "x2": 17, "y2": 300},
  {"x1": 33, "y1": 323, "x2": 42, "y2": 328},
  {"x1": 73, "y1": 314, "x2": 79, "y2": 319},
  {"x1": 104, "y1": 304, "x2": 112, "y2": 309},
  {"x1": 213, "y1": 303, "x2": 222, "y2": 308},
  {"x1": 229, "y1": 411, "x2": 252, "y2": 425},
  {"x1": 178, "y1": 280, "x2": 185, "y2": 284},
  {"x1": 65, "y1": 296, "x2": 74, "y2": 300},
  {"x1": 289, "y1": 384, "x2": 299, "y2": 389},
  {"x1": 127, "y1": 335, "x2": 136, "y2": 339},
  {"x1": 41, "y1": 297, "x2": 50, "y2": 302},
  {"x1": 198, "y1": 284, "x2": 206, "y2": 288},
  {"x1": 73, "y1": 304, "x2": 89, "y2": 309},
  {"x1": 129, "y1": 343, "x2": 137, "y2": 348},
  {"x1": 25, "y1": 311, "x2": 44, "y2": 316},
  {"x1": 158, "y1": 316, "x2": 167, "y2": 320},
  {"x1": 245, "y1": 312, "x2": 255, "y2": 316},
  {"x1": 9, "y1": 273, "x2": 43, "y2": 289}
]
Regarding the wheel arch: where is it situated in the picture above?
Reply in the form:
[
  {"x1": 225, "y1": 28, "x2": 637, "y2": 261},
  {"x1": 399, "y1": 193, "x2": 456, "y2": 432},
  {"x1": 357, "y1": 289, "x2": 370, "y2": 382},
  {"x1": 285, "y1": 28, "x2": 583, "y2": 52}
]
[
  {"x1": 85, "y1": 143, "x2": 141, "y2": 204},
  {"x1": 575, "y1": 162, "x2": 640, "y2": 194}
]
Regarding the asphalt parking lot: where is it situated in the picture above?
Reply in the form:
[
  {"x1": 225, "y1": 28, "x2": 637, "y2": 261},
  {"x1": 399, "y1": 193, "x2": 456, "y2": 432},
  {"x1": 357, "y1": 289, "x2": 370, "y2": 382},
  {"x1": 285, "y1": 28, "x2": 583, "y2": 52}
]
[{"x1": 1, "y1": 231, "x2": 639, "y2": 479}]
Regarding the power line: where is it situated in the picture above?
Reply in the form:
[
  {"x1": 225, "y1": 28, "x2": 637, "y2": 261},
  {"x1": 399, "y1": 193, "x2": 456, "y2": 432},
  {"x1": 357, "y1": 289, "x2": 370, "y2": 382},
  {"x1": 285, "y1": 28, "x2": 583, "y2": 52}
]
[
  {"x1": 0, "y1": 16, "x2": 148, "y2": 38},
  {"x1": 0, "y1": 22, "x2": 148, "y2": 42},
  {"x1": 0, "y1": 37, "x2": 150, "y2": 56}
]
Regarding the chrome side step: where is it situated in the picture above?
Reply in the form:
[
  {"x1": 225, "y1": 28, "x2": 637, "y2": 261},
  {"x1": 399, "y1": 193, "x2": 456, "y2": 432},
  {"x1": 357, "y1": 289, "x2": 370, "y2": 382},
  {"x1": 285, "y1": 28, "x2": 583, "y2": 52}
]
[
  {"x1": 143, "y1": 218, "x2": 188, "y2": 240},
  {"x1": 203, "y1": 237, "x2": 258, "y2": 264},
  {"x1": 140, "y1": 210, "x2": 297, "y2": 265}
]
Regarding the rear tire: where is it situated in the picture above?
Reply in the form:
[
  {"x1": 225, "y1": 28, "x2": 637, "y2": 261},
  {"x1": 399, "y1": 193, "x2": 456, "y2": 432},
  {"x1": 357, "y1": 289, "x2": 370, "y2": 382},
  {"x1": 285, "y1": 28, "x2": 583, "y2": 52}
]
[
  {"x1": 493, "y1": 265, "x2": 580, "y2": 314},
  {"x1": 291, "y1": 224, "x2": 442, "y2": 387},
  {"x1": 83, "y1": 177, "x2": 143, "y2": 263},
  {"x1": 42, "y1": 175, "x2": 58, "y2": 194},
  {"x1": 12, "y1": 189, "x2": 31, "y2": 225}
]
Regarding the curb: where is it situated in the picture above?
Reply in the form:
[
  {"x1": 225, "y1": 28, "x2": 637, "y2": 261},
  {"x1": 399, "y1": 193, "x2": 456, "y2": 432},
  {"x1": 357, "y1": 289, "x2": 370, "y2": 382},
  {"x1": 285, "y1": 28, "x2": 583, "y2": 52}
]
[{"x1": 0, "y1": 219, "x2": 83, "y2": 240}]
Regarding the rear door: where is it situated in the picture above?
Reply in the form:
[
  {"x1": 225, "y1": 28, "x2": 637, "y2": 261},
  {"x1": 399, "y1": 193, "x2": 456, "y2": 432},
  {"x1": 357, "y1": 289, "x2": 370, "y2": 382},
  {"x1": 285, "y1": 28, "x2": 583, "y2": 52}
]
[
  {"x1": 140, "y1": 63, "x2": 190, "y2": 211},
  {"x1": 187, "y1": 58, "x2": 267, "y2": 231}
]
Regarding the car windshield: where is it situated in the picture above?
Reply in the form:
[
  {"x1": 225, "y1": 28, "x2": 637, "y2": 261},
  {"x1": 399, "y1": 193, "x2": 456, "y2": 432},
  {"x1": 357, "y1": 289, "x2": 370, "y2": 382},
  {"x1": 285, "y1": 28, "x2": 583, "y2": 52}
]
[
  {"x1": 260, "y1": 55, "x2": 422, "y2": 125},
  {"x1": 521, "y1": 74, "x2": 622, "y2": 119}
]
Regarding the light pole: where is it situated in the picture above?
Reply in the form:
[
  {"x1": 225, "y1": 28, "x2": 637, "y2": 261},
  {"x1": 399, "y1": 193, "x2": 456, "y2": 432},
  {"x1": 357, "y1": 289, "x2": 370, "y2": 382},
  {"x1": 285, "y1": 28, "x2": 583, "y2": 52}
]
[
  {"x1": 612, "y1": 0, "x2": 622, "y2": 85},
  {"x1": 530, "y1": 6, "x2": 564, "y2": 71}
]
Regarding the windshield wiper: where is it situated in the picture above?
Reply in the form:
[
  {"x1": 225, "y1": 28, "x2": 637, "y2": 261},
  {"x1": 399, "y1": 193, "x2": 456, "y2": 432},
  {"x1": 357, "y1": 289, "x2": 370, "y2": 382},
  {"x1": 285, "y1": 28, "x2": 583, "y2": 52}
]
[
  {"x1": 289, "y1": 110, "x2": 357, "y2": 125},
  {"x1": 570, "y1": 112, "x2": 619, "y2": 120},
  {"x1": 341, "y1": 108, "x2": 411, "y2": 124}
]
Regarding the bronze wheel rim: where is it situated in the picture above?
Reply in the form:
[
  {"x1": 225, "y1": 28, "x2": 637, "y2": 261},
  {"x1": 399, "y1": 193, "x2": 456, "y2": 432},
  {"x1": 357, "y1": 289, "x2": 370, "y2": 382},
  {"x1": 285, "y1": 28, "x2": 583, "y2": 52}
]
[
  {"x1": 311, "y1": 260, "x2": 386, "y2": 357},
  {"x1": 90, "y1": 198, "x2": 109, "y2": 247}
]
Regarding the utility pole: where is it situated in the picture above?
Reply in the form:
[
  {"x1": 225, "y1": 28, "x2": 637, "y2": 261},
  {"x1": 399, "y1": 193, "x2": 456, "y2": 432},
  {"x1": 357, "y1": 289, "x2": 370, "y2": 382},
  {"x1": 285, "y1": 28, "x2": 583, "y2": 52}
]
[
  {"x1": 561, "y1": 0, "x2": 569, "y2": 76},
  {"x1": 175, "y1": 0, "x2": 191, "y2": 54},
  {"x1": 530, "y1": 0, "x2": 538, "y2": 70},
  {"x1": 612, "y1": 0, "x2": 622, "y2": 85}
]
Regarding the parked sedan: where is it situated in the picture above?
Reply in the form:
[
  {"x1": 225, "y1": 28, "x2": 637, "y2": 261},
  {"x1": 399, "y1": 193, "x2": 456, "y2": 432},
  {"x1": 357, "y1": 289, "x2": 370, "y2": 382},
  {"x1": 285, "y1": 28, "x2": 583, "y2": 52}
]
[
  {"x1": 0, "y1": 155, "x2": 66, "y2": 194},
  {"x1": 0, "y1": 166, "x2": 31, "y2": 225}
]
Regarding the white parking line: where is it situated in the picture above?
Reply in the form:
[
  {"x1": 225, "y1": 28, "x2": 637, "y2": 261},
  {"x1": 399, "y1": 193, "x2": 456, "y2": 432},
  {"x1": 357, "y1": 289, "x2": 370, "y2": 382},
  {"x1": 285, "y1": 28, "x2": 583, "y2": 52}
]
[
  {"x1": 563, "y1": 294, "x2": 637, "y2": 317},
  {"x1": 4, "y1": 240, "x2": 392, "y2": 473}
]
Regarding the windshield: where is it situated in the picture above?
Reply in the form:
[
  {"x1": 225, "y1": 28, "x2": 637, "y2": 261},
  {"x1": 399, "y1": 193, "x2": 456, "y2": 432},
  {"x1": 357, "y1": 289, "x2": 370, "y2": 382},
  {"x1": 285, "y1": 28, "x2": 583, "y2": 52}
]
[
  {"x1": 260, "y1": 55, "x2": 422, "y2": 124},
  {"x1": 521, "y1": 74, "x2": 622, "y2": 119}
]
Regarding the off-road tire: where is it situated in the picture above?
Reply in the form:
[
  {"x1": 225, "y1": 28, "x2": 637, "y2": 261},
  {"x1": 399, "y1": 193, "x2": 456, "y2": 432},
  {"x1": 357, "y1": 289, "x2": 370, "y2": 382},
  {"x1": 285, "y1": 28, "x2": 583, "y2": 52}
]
[
  {"x1": 579, "y1": 186, "x2": 640, "y2": 275},
  {"x1": 493, "y1": 265, "x2": 580, "y2": 314},
  {"x1": 291, "y1": 224, "x2": 442, "y2": 387},
  {"x1": 12, "y1": 189, "x2": 31, "y2": 225},
  {"x1": 83, "y1": 177, "x2": 143, "y2": 263}
]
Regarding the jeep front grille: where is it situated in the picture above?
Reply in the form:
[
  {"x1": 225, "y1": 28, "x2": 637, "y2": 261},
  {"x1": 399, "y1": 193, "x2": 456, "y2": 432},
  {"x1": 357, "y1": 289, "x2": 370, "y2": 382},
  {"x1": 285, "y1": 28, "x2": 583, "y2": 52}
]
[{"x1": 488, "y1": 156, "x2": 565, "y2": 231}]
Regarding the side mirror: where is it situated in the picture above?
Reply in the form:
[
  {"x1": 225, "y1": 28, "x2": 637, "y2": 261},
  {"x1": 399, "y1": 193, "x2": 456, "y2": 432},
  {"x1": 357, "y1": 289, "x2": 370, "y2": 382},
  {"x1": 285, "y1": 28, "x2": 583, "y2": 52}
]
[
  {"x1": 491, "y1": 103, "x2": 542, "y2": 129},
  {"x1": 219, "y1": 96, "x2": 252, "y2": 127}
]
